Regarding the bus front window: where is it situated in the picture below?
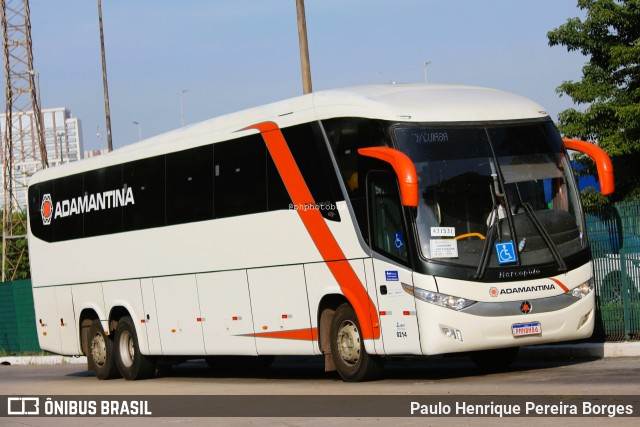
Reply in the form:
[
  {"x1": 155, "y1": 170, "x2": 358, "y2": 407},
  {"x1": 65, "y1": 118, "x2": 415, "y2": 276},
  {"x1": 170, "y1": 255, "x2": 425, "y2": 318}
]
[{"x1": 394, "y1": 121, "x2": 585, "y2": 271}]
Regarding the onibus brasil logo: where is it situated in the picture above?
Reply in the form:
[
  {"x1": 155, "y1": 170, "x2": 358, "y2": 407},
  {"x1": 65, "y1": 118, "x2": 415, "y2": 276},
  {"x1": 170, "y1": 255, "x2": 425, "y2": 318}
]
[{"x1": 40, "y1": 187, "x2": 135, "y2": 226}]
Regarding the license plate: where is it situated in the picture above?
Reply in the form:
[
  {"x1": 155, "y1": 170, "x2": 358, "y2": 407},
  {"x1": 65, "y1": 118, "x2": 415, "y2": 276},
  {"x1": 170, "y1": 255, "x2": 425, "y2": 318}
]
[{"x1": 512, "y1": 322, "x2": 541, "y2": 337}]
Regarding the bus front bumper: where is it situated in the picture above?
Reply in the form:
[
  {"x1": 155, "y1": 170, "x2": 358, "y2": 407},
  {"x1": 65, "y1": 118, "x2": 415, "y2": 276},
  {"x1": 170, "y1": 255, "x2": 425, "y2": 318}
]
[{"x1": 415, "y1": 291, "x2": 595, "y2": 355}]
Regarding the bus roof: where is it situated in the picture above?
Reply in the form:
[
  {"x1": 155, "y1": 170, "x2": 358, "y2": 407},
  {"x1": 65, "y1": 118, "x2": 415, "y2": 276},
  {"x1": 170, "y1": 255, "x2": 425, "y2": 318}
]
[{"x1": 29, "y1": 83, "x2": 549, "y2": 184}]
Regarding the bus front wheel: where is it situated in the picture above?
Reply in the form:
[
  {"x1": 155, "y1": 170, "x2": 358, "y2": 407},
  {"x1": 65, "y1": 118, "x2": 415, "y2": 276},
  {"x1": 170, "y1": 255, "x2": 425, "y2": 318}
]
[
  {"x1": 87, "y1": 319, "x2": 120, "y2": 380},
  {"x1": 115, "y1": 316, "x2": 156, "y2": 380},
  {"x1": 330, "y1": 303, "x2": 384, "y2": 382}
]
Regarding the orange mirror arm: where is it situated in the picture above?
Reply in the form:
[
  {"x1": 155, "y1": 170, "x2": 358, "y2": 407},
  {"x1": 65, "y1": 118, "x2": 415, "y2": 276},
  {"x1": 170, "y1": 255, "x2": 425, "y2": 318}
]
[
  {"x1": 563, "y1": 138, "x2": 614, "y2": 195},
  {"x1": 358, "y1": 147, "x2": 419, "y2": 207}
]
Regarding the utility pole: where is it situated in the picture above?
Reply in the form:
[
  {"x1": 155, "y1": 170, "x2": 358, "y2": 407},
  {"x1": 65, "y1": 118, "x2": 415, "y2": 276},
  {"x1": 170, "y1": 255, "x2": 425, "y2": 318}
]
[
  {"x1": 98, "y1": 0, "x2": 113, "y2": 152},
  {"x1": 180, "y1": 89, "x2": 188, "y2": 127},
  {"x1": 295, "y1": 0, "x2": 312, "y2": 94},
  {"x1": 1, "y1": 0, "x2": 48, "y2": 281},
  {"x1": 424, "y1": 61, "x2": 431, "y2": 84}
]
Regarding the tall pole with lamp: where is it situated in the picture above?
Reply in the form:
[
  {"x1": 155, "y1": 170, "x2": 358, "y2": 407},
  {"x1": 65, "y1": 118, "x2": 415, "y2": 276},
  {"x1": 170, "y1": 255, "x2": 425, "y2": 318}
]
[
  {"x1": 180, "y1": 89, "x2": 189, "y2": 127},
  {"x1": 296, "y1": 0, "x2": 312, "y2": 94},
  {"x1": 98, "y1": 0, "x2": 113, "y2": 152}
]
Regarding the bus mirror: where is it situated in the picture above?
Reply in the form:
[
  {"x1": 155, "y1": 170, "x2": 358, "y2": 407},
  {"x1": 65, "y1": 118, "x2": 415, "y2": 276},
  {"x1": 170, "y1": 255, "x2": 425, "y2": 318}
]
[
  {"x1": 563, "y1": 138, "x2": 615, "y2": 195},
  {"x1": 357, "y1": 147, "x2": 419, "y2": 207}
]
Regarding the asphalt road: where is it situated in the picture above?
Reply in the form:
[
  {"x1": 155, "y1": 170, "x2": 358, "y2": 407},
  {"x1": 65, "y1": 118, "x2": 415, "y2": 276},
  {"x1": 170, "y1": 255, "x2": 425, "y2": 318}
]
[{"x1": 1, "y1": 355, "x2": 639, "y2": 426}]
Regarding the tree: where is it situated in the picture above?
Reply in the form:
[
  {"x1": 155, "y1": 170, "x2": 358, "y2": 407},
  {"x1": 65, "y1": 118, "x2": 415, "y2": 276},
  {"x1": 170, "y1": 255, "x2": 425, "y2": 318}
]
[
  {"x1": 1, "y1": 210, "x2": 31, "y2": 281},
  {"x1": 548, "y1": 0, "x2": 640, "y2": 204}
]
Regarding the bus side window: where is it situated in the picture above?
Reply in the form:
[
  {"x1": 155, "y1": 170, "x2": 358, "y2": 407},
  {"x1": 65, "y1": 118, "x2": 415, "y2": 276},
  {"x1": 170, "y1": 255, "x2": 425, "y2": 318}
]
[
  {"x1": 166, "y1": 145, "x2": 213, "y2": 225},
  {"x1": 283, "y1": 122, "x2": 342, "y2": 221},
  {"x1": 83, "y1": 166, "x2": 121, "y2": 238},
  {"x1": 214, "y1": 136, "x2": 267, "y2": 218},
  {"x1": 367, "y1": 171, "x2": 410, "y2": 265},
  {"x1": 123, "y1": 155, "x2": 166, "y2": 231},
  {"x1": 322, "y1": 118, "x2": 391, "y2": 239}
]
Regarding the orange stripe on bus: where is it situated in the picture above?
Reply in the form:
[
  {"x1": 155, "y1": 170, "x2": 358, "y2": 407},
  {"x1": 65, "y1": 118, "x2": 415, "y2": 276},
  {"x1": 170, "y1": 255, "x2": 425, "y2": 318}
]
[
  {"x1": 549, "y1": 278, "x2": 569, "y2": 293},
  {"x1": 244, "y1": 121, "x2": 380, "y2": 340},
  {"x1": 248, "y1": 327, "x2": 319, "y2": 341}
]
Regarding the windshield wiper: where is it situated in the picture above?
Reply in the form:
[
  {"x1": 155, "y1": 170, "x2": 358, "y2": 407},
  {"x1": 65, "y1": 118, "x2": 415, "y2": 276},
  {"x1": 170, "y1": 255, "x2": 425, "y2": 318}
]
[
  {"x1": 474, "y1": 169, "x2": 522, "y2": 279},
  {"x1": 474, "y1": 186, "x2": 502, "y2": 280},
  {"x1": 521, "y1": 202, "x2": 568, "y2": 272},
  {"x1": 474, "y1": 218, "x2": 497, "y2": 279}
]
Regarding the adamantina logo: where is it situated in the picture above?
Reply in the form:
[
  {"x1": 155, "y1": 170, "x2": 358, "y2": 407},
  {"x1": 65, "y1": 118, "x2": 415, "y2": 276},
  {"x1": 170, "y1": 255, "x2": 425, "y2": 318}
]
[
  {"x1": 40, "y1": 187, "x2": 135, "y2": 225},
  {"x1": 40, "y1": 194, "x2": 53, "y2": 225}
]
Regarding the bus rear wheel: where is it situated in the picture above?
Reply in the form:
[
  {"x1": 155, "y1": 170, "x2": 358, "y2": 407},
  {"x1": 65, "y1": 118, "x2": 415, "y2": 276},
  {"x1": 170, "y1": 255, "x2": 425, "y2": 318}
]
[
  {"x1": 87, "y1": 319, "x2": 120, "y2": 380},
  {"x1": 330, "y1": 303, "x2": 384, "y2": 382},
  {"x1": 115, "y1": 316, "x2": 156, "y2": 380}
]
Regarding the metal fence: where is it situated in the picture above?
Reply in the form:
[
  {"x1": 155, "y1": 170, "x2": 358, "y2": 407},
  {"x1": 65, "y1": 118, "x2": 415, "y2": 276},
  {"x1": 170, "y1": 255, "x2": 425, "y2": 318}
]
[
  {"x1": 0, "y1": 279, "x2": 40, "y2": 353},
  {"x1": 586, "y1": 201, "x2": 640, "y2": 340}
]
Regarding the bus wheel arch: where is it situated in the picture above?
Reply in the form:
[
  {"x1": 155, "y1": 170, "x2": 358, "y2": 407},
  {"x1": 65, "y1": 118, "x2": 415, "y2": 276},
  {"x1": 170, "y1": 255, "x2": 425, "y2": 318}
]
[
  {"x1": 108, "y1": 306, "x2": 130, "y2": 332},
  {"x1": 318, "y1": 294, "x2": 349, "y2": 372},
  {"x1": 79, "y1": 309, "x2": 99, "y2": 357}
]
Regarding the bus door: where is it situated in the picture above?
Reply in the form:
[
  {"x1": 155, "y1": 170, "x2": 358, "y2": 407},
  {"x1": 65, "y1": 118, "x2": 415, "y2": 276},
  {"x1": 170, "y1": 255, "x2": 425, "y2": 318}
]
[{"x1": 366, "y1": 171, "x2": 422, "y2": 355}]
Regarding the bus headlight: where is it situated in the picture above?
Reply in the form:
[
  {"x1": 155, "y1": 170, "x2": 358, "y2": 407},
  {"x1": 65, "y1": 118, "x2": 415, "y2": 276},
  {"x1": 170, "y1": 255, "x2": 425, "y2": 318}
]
[
  {"x1": 569, "y1": 278, "x2": 594, "y2": 299},
  {"x1": 402, "y1": 283, "x2": 476, "y2": 310}
]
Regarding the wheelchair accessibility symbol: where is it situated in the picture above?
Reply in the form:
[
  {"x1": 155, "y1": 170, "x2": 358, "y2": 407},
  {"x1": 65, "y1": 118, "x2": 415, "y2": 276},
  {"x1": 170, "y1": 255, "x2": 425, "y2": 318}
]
[
  {"x1": 495, "y1": 241, "x2": 517, "y2": 265},
  {"x1": 394, "y1": 231, "x2": 404, "y2": 249}
]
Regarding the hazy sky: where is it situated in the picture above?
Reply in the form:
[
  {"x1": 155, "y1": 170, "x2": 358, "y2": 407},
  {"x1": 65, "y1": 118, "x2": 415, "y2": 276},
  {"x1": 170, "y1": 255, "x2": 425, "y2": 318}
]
[{"x1": 27, "y1": 0, "x2": 587, "y2": 151}]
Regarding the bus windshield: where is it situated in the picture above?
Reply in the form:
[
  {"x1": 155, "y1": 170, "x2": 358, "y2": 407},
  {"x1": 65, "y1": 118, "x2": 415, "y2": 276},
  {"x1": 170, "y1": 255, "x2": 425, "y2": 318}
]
[{"x1": 394, "y1": 121, "x2": 585, "y2": 269}]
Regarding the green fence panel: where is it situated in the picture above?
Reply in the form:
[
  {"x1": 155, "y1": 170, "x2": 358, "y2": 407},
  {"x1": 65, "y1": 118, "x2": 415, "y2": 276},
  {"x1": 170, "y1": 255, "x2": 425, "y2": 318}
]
[
  {"x1": 0, "y1": 281, "x2": 19, "y2": 352},
  {"x1": 587, "y1": 201, "x2": 640, "y2": 341},
  {"x1": 0, "y1": 279, "x2": 40, "y2": 353}
]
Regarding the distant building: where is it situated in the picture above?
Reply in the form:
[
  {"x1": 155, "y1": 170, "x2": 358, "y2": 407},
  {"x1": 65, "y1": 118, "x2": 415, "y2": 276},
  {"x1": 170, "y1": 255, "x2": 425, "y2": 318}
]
[
  {"x1": 84, "y1": 148, "x2": 109, "y2": 159},
  {"x1": 1, "y1": 107, "x2": 83, "y2": 210},
  {"x1": 41, "y1": 107, "x2": 83, "y2": 166}
]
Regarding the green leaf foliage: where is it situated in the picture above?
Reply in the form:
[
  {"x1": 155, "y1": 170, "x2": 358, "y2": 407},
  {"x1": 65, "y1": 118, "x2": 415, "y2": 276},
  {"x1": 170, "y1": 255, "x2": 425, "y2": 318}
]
[
  {"x1": 548, "y1": 0, "x2": 640, "y2": 202},
  {"x1": 0, "y1": 210, "x2": 31, "y2": 280}
]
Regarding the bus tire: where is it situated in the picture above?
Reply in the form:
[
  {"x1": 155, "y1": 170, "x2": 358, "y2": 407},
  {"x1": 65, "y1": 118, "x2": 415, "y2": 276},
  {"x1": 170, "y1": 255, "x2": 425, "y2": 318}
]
[
  {"x1": 470, "y1": 346, "x2": 519, "y2": 371},
  {"x1": 330, "y1": 303, "x2": 384, "y2": 382},
  {"x1": 87, "y1": 319, "x2": 120, "y2": 380},
  {"x1": 115, "y1": 316, "x2": 156, "y2": 380}
]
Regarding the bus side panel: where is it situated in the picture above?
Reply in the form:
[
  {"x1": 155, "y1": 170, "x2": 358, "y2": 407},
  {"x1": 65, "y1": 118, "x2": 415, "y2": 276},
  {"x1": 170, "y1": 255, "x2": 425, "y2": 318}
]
[
  {"x1": 366, "y1": 258, "x2": 422, "y2": 355},
  {"x1": 196, "y1": 270, "x2": 257, "y2": 356},
  {"x1": 102, "y1": 279, "x2": 150, "y2": 355},
  {"x1": 33, "y1": 286, "x2": 62, "y2": 354},
  {"x1": 152, "y1": 275, "x2": 205, "y2": 355},
  {"x1": 56, "y1": 286, "x2": 80, "y2": 355},
  {"x1": 247, "y1": 265, "x2": 314, "y2": 355},
  {"x1": 140, "y1": 278, "x2": 162, "y2": 355}
]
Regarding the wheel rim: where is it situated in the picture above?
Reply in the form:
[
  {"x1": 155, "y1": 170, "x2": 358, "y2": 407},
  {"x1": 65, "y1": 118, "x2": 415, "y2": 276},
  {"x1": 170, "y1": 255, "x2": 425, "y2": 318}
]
[
  {"x1": 118, "y1": 329, "x2": 135, "y2": 368},
  {"x1": 90, "y1": 332, "x2": 107, "y2": 367},
  {"x1": 336, "y1": 319, "x2": 360, "y2": 366}
]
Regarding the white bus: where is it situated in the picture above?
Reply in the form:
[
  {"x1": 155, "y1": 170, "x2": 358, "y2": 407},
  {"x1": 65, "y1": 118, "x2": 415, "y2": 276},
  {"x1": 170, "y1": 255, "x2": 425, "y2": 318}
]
[{"x1": 27, "y1": 84, "x2": 614, "y2": 382}]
